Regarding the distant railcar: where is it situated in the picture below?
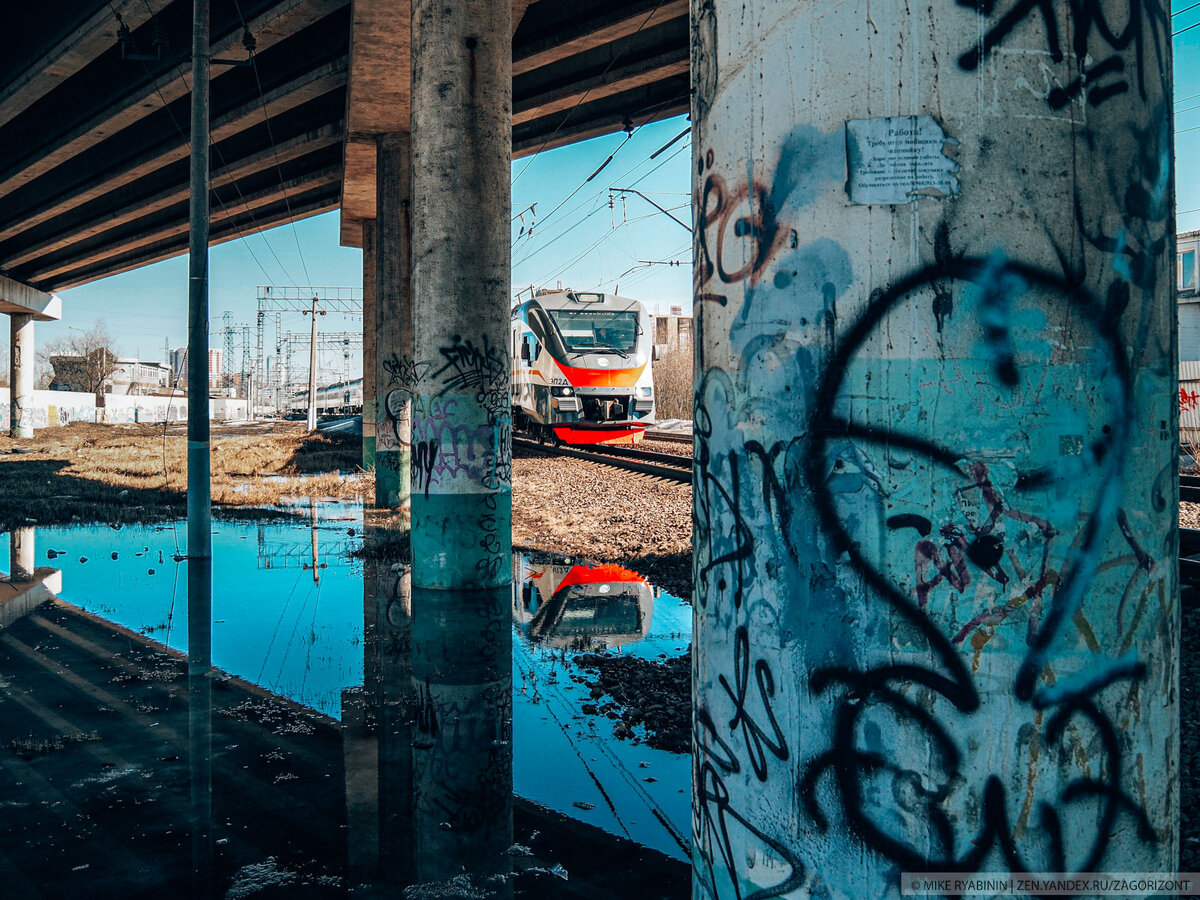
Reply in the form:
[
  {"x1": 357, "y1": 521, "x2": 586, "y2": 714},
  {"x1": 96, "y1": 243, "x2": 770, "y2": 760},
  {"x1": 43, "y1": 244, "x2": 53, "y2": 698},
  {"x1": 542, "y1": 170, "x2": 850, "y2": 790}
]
[{"x1": 511, "y1": 289, "x2": 655, "y2": 445}]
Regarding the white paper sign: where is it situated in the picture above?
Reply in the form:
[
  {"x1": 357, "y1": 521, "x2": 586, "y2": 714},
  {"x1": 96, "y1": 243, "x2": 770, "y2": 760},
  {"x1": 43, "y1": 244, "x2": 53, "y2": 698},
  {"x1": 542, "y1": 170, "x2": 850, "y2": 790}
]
[{"x1": 845, "y1": 115, "x2": 959, "y2": 205}]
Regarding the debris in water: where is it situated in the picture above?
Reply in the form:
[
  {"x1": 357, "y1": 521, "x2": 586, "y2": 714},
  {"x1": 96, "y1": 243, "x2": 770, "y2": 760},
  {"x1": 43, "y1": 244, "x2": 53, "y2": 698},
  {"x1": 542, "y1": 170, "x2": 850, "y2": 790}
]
[
  {"x1": 226, "y1": 857, "x2": 298, "y2": 899},
  {"x1": 572, "y1": 801, "x2": 594, "y2": 811}
]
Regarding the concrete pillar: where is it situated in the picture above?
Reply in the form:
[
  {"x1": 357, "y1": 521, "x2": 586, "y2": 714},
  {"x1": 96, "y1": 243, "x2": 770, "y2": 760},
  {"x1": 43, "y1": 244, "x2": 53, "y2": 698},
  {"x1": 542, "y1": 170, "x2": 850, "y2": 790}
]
[
  {"x1": 362, "y1": 219, "x2": 378, "y2": 475},
  {"x1": 376, "y1": 135, "x2": 414, "y2": 511},
  {"x1": 691, "y1": 2, "x2": 1176, "y2": 896},
  {"x1": 10, "y1": 528, "x2": 34, "y2": 582},
  {"x1": 340, "y1": 685, "x2": 379, "y2": 880},
  {"x1": 411, "y1": 585, "x2": 512, "y2": 889},
  {"x1": 9, "y1": 314, "x2": 33, "y2": 438},
  {"x1": 410, "y1": 0, "x2": 511, "y2": 589},
  {"x1": 376, "y1": 547, "x2": 416, "y2": 885}
]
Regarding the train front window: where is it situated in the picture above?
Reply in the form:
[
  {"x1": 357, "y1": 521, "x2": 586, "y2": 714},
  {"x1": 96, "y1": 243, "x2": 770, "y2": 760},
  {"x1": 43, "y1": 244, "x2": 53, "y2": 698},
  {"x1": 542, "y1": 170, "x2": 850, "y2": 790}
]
[{"x1": 547, "y1": 310, "x2": 640, "y2": 357}]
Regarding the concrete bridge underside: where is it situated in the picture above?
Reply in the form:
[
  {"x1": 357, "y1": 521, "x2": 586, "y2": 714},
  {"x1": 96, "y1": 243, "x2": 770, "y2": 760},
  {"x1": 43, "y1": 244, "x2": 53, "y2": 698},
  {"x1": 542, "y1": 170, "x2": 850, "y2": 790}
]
[{"x1": 0, "y1": 0, "x2": 687, "y2": 292}]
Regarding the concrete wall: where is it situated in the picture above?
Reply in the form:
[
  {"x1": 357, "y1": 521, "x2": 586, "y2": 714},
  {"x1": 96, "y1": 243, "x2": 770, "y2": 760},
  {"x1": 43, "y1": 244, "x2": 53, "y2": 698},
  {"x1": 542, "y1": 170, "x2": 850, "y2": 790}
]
[{"x1": 0, "y1": 389, "x2": 243, "y2": 431}]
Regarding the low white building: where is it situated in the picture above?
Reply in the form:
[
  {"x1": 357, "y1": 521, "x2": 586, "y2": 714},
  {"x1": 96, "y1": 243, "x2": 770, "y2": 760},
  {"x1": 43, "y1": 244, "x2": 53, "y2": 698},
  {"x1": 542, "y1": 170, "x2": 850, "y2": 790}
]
[{"x1": 109, "y1": 357, "x2": 172, "y2": 395}]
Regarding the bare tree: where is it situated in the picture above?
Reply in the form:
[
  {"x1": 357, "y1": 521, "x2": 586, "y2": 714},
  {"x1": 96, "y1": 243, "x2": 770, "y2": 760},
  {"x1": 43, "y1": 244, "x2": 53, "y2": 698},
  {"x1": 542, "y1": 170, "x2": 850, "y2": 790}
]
[{"x1": 42, "y1": 321, "x2": 121, "y2": 402}]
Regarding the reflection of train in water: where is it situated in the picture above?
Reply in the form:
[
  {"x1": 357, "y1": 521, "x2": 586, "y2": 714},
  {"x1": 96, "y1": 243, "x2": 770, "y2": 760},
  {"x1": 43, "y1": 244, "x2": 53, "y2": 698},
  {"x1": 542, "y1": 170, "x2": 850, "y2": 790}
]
[
  {"x1": 511, "y1": 289, "x2": 655, "y2": 445},
  {"x1": 512, "y1": 557, "x2": 654, "y2": 649}
]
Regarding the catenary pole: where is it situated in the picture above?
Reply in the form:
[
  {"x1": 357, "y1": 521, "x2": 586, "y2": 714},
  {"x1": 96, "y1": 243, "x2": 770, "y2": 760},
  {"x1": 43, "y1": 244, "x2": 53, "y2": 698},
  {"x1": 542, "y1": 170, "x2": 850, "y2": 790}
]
[{"x1": 186, "y1": 0, "x2": 213, "y2": 894}]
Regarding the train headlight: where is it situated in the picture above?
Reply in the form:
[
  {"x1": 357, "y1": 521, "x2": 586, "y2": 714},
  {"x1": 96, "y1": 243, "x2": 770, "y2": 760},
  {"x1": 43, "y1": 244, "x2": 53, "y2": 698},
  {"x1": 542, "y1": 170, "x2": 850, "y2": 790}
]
[
  {"x1": 638, "y1": 386, "x2": 653, "y2": 397},
  {"x1": 552, "y1": 386, "x2": 573, "y2": 397}
]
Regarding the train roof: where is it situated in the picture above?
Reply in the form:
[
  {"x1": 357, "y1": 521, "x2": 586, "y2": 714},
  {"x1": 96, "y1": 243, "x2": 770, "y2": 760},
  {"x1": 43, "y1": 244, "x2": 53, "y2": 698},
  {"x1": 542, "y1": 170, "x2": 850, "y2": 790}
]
[{"x1": 522, "y1": 290, "x2": 644, "y2": 313}]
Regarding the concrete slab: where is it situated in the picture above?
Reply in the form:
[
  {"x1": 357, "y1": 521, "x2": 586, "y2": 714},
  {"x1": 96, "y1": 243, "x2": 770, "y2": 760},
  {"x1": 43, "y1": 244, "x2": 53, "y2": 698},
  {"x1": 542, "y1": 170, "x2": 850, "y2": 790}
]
[
  {"x1": 0, "y1": 273, "x2": 59, "y2": 321},
  {"x1": 0, "y1": 567, "x2": 61, "y2": 629}
]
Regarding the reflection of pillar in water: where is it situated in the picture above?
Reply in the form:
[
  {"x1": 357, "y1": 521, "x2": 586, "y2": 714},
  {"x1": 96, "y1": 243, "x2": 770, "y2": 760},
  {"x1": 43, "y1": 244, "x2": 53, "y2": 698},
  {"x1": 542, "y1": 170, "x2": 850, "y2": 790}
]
[
  {"x1": 10, "y1": 527, "x2": 34, "y2": 582},
  {"x1": 411, "y1": 585, "x2": 512, "y2": 890},
  {"x1": 342, "y1": 523, "x2": 384, "y2": 881},
  {"x1": 187, "y1": 555, "x2": 213, "y2": 898},
  {"x1": 309, "y1": 501, "x2": 320, "y2": 584},
  {"x1": 377, "y1": 557, "x2": 415, "y2": 883}
]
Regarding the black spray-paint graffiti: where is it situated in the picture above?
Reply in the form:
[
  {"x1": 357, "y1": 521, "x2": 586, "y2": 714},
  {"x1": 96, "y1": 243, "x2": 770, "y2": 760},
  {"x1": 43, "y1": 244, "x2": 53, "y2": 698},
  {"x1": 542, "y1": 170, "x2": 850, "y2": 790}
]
[
  {"x1": 796, "y1": 257, "x2": 1155, "y2": 875},
  {"x1": 412, "y1": 440, "x2": 439, "y2": 498},
  {"x1": 431, "y1": 334, "x2": 509, "y2": 420},
  {"x1": 382, "y1": 352, "x2": 429, "y2": 388},
  {"x1": 955, "y1": 0, "x2": 1171, "y2": 109}
]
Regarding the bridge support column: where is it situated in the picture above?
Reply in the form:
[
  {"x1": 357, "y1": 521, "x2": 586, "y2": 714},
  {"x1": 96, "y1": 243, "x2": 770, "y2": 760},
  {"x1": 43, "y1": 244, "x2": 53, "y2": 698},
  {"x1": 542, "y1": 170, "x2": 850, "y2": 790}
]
[
  {"x1": 691, "y1": 1, "x2": 1176, "y2": 895},
  {"x1": 10, "y1": 527, "x2": 34, "y2": 582},
  {"x1": 362, "y1": 219, "x2": 378, "y2": 476},
  {"x1": 409, "y1": 0, "x2": 511, "y2": 590},
  {"x1": 375, "y1": 134, "x2": 414, "y2": 512},
  {"x1": 9, "y1": 314, "x2": 33, "y2": 438}
]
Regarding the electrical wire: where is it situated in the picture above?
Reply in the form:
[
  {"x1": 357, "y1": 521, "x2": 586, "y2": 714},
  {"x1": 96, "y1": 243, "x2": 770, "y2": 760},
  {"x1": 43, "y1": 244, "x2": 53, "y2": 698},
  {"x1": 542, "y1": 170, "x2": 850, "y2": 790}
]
[
  {"x1": 121, "y1": 0, "x2": 296, "y2": 286},
  {"x1": 230, "y1": 0, "x2": 315, "y2": 288},
  {"x1": 513, "y1": 134, "x2": 691, "y2": 273},
  {"x1": 512, "y1": 0, "x2": 671, "y2": 186},
  {"x1": 513, "y1": 102, "x2": 689, "y2": 253},
  {"x1": 511, "y1": 132, "x2": 637, "y2": 249},
  {"x1": 515, "y1": 141, "x2": 692, "y2": 292}
]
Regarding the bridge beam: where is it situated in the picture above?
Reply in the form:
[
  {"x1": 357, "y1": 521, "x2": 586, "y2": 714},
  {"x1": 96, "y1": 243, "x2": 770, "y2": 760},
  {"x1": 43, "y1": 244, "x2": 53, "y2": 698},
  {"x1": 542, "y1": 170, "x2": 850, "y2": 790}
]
[{"x1": 691, "y1": 0, "x2": 1178, "y2": 894}]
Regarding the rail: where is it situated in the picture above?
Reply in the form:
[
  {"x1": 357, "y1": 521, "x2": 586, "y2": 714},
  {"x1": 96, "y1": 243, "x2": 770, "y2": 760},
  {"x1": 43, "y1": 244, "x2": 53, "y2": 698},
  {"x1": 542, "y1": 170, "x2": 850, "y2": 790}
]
[
  {"x1": 512, "y1": 436, "x2": 691, "y2": 483},
  {"x1": 505, "y1": 450, "x2": 1200, "y2": 584}
]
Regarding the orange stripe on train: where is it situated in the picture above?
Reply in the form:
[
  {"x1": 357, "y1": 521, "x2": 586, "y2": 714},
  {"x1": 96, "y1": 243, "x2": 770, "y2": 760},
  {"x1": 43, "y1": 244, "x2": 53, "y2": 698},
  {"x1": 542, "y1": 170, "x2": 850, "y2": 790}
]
[{"x1": 555, "y1": 361, "x2": 646, "y2": 388}]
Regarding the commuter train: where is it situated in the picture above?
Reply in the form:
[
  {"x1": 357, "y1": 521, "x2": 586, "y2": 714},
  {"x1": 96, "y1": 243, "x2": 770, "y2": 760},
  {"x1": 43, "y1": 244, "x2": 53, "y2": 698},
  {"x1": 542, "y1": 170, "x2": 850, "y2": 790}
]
[
  {"x1": 512, "y1": 557, "x2": 654, "y2": 649},
  {"x1": 511, "y1": 289, "x2": 655, "y2": 445}
]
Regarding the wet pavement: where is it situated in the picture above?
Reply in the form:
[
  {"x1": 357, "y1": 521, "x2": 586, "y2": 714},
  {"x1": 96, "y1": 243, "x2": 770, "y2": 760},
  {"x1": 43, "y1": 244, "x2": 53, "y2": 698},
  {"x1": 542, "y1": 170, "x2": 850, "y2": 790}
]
[{"x1": 0, "y1": 502, "x2": 692, "y2": 897}]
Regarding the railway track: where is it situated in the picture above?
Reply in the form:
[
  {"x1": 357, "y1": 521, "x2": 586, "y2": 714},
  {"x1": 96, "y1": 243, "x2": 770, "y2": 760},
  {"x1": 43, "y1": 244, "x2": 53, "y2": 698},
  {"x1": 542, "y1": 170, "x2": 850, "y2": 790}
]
[
  {"x1": 642, "y1": 430, "x2": 692, "y2": 445},
  {"x1": 509, "y1": 445, "x2": 1200, "y2": 583},
  {"x1": 512, "y1": 436, "x2": 692, "y2": 483},
  {"x1": 1183, "y1": 475, "x2": 1200, "y2": 503}
]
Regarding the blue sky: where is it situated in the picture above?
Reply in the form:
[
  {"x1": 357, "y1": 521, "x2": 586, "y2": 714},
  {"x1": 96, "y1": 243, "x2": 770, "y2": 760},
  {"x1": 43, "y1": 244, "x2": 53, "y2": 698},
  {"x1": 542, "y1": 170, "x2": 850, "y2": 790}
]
[{"x1": 30, "y1": 16, "x2": 1200, "y2": 381}]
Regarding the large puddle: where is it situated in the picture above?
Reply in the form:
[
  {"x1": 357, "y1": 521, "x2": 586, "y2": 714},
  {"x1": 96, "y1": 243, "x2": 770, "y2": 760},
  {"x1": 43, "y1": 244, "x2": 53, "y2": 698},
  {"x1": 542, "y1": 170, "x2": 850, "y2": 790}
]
[{"x1": 0, "y1": 501, "x2": 693, "y2": 886}]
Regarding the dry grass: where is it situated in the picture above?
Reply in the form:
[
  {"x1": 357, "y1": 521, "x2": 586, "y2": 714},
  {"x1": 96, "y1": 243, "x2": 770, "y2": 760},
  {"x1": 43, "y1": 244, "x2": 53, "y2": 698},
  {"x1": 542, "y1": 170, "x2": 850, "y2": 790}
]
[
  {"x1": 653, "y1": 347, "x2": 693, "y2": 420},
  {"x1": 0, "y1": 421, "x2": 371, "y2": 527}
]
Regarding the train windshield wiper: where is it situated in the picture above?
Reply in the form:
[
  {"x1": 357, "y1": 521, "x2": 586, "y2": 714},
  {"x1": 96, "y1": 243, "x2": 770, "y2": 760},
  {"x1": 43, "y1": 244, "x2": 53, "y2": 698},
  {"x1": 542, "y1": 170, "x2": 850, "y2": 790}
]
[{"x1": 571, "y1": 343, "x2": 628, "y2": 358}]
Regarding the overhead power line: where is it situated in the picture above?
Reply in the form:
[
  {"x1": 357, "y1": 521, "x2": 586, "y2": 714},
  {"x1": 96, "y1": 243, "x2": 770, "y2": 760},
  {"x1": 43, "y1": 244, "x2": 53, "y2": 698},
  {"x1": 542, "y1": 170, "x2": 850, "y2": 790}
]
[
  {"x1": 121, "y1": 0, "x2": 297, "y2": 286},
  {"x1": 511, "y1": 0, "x2": 670, "y2": 185}
]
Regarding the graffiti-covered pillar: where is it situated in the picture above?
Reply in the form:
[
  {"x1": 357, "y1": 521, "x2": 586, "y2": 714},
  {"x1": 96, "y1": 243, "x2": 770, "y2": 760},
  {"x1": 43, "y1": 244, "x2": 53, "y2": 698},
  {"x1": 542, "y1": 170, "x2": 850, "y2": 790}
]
[
  {"x1": 376, "y1": 134, "x2": 414, "y2": 511},
  {"x1": 363, "y1": 219, "x2": 378, "y2": 476},
  {"x1": 10, "y1": 313, "x2": 33, "y2": 438},
  {"x1": 691, "y1": 2, "x2": 1176, "y2": 896},
  {"x1": 410, "y1": 0, "x2": 511, "y2": 589}
]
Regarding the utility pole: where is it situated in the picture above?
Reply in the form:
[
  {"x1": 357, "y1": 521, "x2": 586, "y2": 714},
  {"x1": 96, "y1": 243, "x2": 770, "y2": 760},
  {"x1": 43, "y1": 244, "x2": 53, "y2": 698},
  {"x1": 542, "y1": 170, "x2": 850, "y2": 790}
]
[
  {"x1": 303, "y1": 294, "x2": 324, "y2": 430},
  {"x1": 240, "y1": 324, "x2": 252, "y2": 418},
  {"x1": 186, "y1": 0, "x2": 213, "y2": 894},
  {"x1": 255, "y1": 310, "x2": 264, "y2": 418}
]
